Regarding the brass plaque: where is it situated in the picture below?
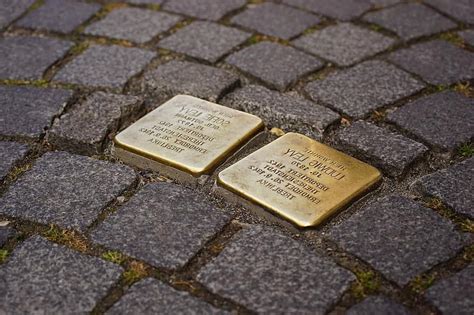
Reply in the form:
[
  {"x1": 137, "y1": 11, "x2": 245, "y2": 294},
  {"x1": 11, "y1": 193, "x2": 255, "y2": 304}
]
[
  {"x1": 218, "y1": 133, "x2": 381, "y2": 227},
  {"x1": 115, "y1": 95, "x2": 263, "y2": 176}
]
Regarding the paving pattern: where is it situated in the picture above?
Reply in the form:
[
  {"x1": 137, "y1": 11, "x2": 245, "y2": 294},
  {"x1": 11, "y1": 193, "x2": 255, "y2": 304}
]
[{"x1": 0, "y1": 0, "x2": 472, "y2": 314}]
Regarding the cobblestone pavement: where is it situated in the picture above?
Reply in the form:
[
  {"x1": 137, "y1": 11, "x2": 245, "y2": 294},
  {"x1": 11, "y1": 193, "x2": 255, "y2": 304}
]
[{"x1": 0, "y1": 0, "x2": 473, "y2": 314}]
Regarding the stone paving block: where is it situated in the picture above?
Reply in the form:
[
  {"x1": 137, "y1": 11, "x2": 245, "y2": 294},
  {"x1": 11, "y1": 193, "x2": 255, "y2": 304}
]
[
  {"x1": 388, "y1": 40, "x2": 474, "y2": 86},
  {"x1": 283, "y1": 0, "x2": 372, "y2": 21},
  {"x1": 387, "y1": 91, "x2": 474, "y2": 150},
  {"x1": 0, "y1": 86, "x2": 72, "y2": 138},
  {"x1": 54, "y1": 45, "x2": 155, "y2": 88},
  {"x1": 0, "y1": 226, "x2": 16, "y2": 247},
  {"x1": 0, "y1": 0, "x2": 35, "y2": 29},
  {"x1": 106, "y1": 278, "x2": 227, "y2": 314},
  {"x1": 363, "y1": 3, "x2": 456, "y2": 41},
  {"x1": 198, "y1": 225, "x2": 355, "y2": 314},
  {"x1": 231, "y1": 3, "x2": 320, "y2": 40},
  {"x1": 226, "y1": 42, "x2": 323, "y2": 91},
  {"x1": 459, "y1": 29, "x2": 474, "y2": 46},
  {"x1": 48, "y1": 92, "x2": 143, "y2": 155},
  {"x1": 336, "y1": 121, "x2": 428, "y2": 176},
  {"x1": 347, "y1": 296, "x2": 412, "y2": 315},
  {"x1": 292, "y1": 23, "x2": 394, "y2": 66},
  {"x1": 16, "y1": 0, "x2": 100, "y2": 34},
  {"x1": 221, "y1": 85, "x2": 339, "y2": 139},
  {"x1": 158, "y1": 21, "x2": 250, "y2": 63},
  {"x1": 91, "y1": 183, "x2": 232, "y2": 269},
  {"x1": 163, "y1": 0, "x2": 246, "y2": 21},
  {"x1": 0, "y1": 151, "x2": 136, "y2": 232},
  {"x1": 0, "y1": 36, "x2": 73, "y2": 80},
  {"x1": 326, "y1": 195, "x2": 464, "y2": 286},
  {"x1": 414, "y1": 157, "x2": 474, "y2": 218},
  {"x1": 425, "y1": 264, "x2": 474, "y2": 315},
  {"x1": 141, "y1": 60, "x2": 239, "y2": 103},
  {"x1": 425, "y1": 0, "x2": 474, "y2": 24},
  {"x1": 0, "y1": 142, "x2": 29, "y2": 180},
  {"x1": 305, "y1": 60, "x2": 424, "y2": 118},
  {"x1": 85, "y1": 8, "x2": 181, "y2": 44},
  {"x1": 0, "y1": 236, "x2": 123, "y2": 314}
]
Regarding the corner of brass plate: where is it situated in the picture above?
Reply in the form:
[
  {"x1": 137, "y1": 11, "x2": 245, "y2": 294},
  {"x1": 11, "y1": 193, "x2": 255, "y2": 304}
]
[
  {"x1": 217, "y1": 132, "x2": 382, "y2": 227},
  {"x1": 114, "y1": 95, "x2": 264, "y2": 176}
]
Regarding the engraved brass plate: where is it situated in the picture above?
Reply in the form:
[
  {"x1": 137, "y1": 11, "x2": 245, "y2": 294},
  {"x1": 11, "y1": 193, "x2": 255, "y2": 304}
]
[
  {"x1": 115, "y1": 95, "x2": 263, "y2": 176},
  {"x1": 218, "y1": 133, "x2": 381, "y2": 227}
]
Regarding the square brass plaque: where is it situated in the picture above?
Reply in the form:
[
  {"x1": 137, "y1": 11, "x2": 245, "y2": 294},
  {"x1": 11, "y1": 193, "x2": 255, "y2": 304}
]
[
  {"x1": 114, "y1": 95, "x2": 264, "y2": 176},
  {"x1": 218, "y1": 133, "x2": 381, "y2": 227}
]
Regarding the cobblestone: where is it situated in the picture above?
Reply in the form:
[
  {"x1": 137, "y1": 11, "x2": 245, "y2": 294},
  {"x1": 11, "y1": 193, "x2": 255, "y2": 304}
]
[
  {"x1": 425, "y1": 0, "x2": 474, "y2": 24},
  {"x1": 326, "y1": 195, "x2": 464, "y2": 286},
  {"x1": 163, "y1": 0, "x2": 246, "y2": 21},
  {"x1": 0, "y1": 0, "x2": 35, "y2": 29},
  {"x1": 0, "y1": 152, "x2": 136, "y2": 232},
  {"x1": 283, "y1": 0, "x2": 372, "y2": 21},
  {"x1": 305, "y1": 60, "x2": 424, "y2": 118},
  {"x1": 0, "y1": 142, "x2": 29, "y2": 180},
  {"x1": 0, "y1": 236, "x2": 123, "y2": 314},
  {"x1": 459, "y1": 29, "x2": 474, "y2": 46},
  {"x1": 0, "y1": 226, "x2": 15, "y2": 247},
  {"x1": 347, "y1": 296, "x2": 412, "y2": 315},
  {"x1": 198, "y1": 226, "x2": 354, "y2": 314}
]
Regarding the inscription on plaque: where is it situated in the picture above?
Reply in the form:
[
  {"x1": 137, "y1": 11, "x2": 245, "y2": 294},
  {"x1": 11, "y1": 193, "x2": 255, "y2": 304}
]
[
  {"x1": 218, "y1": 133, "x2": 381, "y2": 227},
  {"x1": 114, "y1": 95, "x2": 263, "y2": 177}
]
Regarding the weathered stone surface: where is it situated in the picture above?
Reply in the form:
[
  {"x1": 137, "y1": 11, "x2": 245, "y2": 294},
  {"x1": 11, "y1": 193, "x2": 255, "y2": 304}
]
[
  {"x1": 85, "y1": 8, "x2": 181, "y2": 44},
  {"x1": 425, "y1": 0, "x2": 474, "y2": 24},
  {"x1": 198, "y1": 226, "x2": 354, "y2": 314},
  {"x1": 106, "y1": 278, "x2": 227, "y2": 315},
  {"x1": 91, "y1": 183, "x2": 231, "y2": 269},
  {"x1": 0, "y1": 142, "x2": 29, "y2": 180},
  {"x1": 0, "y1": 0, "x2": 35, "y2": 29},
  {"x1": 305, "y1": 60, "x2": 424, "y2": 118},
  {"x1": 283, "y1": 0, "x2": 372, "y2": 21},
  {"x1": 16, "y1": 0, "x2": 100, "y2": 34},
  {"x1": 55, "y1": 45, "x2": 155, "y2": 88},
  {"x1": 336, "y1": 121, "x2": 428, "y2": 176},
  {"x1": 231, "y1": 3, "x2": 320, "y2": 40},
  {"x1": 0, "y1": 226, "x2": 15, "y2": 247},
  {"x1": 459, "y1": 29, "x2": 474, "y2": 46},
  {"x1": 0, "y1": 236, "x2": 123, "y2": 314},
  {"x1": 425, "y1": 264, "x2": 474, "y2": 315},
  {"x1": 388, "y1": 40, "x2": 474, "y2": 85},
  {"x1": 226, "y1": 42, "x2": 323, "y2": 91},
  {"x1": 347, "y1": 296, "x2": 412, "y2": 315},
  {"x1": 159, "y1": 21, "x2": 250, "y2": 63},
  {"x1": 0, "y1": 36, "x2": 73, "y2": 80},
  {"x1": 326, "y1": 195, "x2": 464, "y2": 286},
  {"x1": 141, "y1": 60, "x2": 239, "y2": 103},
  {"x1": 0, "y1": 151, "x2": 136, "y2": 231},
  {"x1": 221, "y1": 85, "x2": 339, "y2": 139},
  {"x1": 388, "y1": 91, "x2": 474, "y2": 150},
  {"x1": 163, "y1": 0, "x2": 246, "y2": 21},
  {"x1": 0, "y1": 86, "x2": 72, "y2": 138},
  {"x1": 293, "y1": 23, "x2": 394, "y2": 66},
  {"x1": 414, "y1": 157, "x2": 474, "y2": 218},
  {"x1": 363, "y1": 3, "x2": 456, "y2": 41},
  {"x1": 48, "y1": 92, "x2": 143, "y2": 155}
]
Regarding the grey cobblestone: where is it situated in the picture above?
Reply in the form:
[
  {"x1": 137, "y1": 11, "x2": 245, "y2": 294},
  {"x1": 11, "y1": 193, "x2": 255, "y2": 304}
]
[
  {"x1": 283, "y1": 0, "x2": 372, "y2": 21},
  {"x1": 0, "y1": 142, "x2": 29, "y2": 180},
  {"x1": 163, "y1": 0, "x2": 246, "y2": 21},
  {"x1": 0, "y1": 236, "x2": 123, "y2": 315},
  {"x1": 425, "y1": 0, "x2": 474, "y2": 24},
  {"x1": 347, "y1": 296, "x2": 412, "y2": 315},
  {"x1": 0, "y1": 0, "x2": 35, "y2": 29},
  {"x1": 459, "y1": 29, "x2": 474, "y2": 46},
  {"x1": 0, "y1": 226, "x2": 16, "y2": 247},
  {"x1": 0, "y1": 151, "x2": 136, "y2": 232}
]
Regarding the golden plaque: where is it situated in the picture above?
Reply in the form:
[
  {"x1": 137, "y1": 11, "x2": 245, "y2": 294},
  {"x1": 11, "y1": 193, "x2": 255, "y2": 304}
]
[
  {"x1": 217, "y1": 133, "x2": 381, "y2": 227},
  {"x1": 114, "y1": 95, "x2": 263, "y2": 183}
]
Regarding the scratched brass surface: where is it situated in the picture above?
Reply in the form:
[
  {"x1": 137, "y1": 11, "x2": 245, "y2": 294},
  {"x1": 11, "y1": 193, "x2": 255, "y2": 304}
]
[
  {"x1": 115, "y1": 95, "x2": 263, "y2": 176},
  {"x1": 218, "y1": 133, "x2": 381, "y2": 227}
]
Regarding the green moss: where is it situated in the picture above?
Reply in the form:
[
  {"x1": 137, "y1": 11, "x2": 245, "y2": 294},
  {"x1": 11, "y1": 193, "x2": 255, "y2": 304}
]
[
  {"x1": 0, "y1": 249, "x2": 9, "y2": 263},
  {"x1": 409, "y1": 274, "x2": 435, "y2": 294},
  {"x1": 352, "y1": 270, "x2": 381, "y2": 299},
  {"x1": 440, "y1": 33, "x2": 464, "y2": 46},
  {"x1": 458, "y1": 143, "x2": 474, "y2": 158},
  {"x1": 69, "y1": 41, "x2": 90, "y2": 56},
  {"x1": 102, "y1": 251, "x2": 125, "y2": 265}
]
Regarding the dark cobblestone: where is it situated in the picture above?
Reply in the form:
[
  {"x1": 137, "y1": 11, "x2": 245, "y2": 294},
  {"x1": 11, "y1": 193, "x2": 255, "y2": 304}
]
[
  {"x1": 388, "y1": 40, "x2": 474, "y2": 85},
  {"x1": 0, "y1": 0, "x2": 35, "y2": 29},
  {"x1": 92, "y1": 183, "x2": 232, "y2": 269},
  {"x1": 158, "y1": 21, "x2": 250, "y2": 63},
  {"x1": 16, "y1": 0, "x2": 100, "y2": 34},
  {"x1": 0, "y1": 86, "x2": 72, "y2": 138},
  {"x1": 425, "y1": 0, "x2": 474, "y2": 24},
  {"x1": 198, "y1": 225, "x2": 354, "y2": 314},
  {"x1": 326, "y1": 195, "x2": 464, "y2": 286},
  {"x1": 85, "y1": 8, "x2": 181, "y2": 44},
  {"x1": 293, "y1": 23, "x2": 394, "y2": 66},
  {"x1": 54, "y1": 45, "x2": 155, "y2": 88},
  {"x1": 48, "y1": 92, "x2": 143, "y2": 155},
  {"x1": 0, "y1": 236, "x2": 123, "y2": 314},
  {"x1": 221, "y1": 84, "x2": 339, "y2": 139},
  {"x1": 347, "y1": 296, "x2": 412, "y2": 315},
  {"x1": 336, "y1": 121, "x2": 428, "y2": 176},
  {"x1": 0, "y1": 142, "x2": 29, "y2": 180},
  {"x1": 0, "y1": 151, "x2": 136, "y2": 232},
  {"x1": 0, "y1": 36, "x2": 73, "y2": 80},
  {"x1": 305, "y1": 60, "x2": 424, "y2": 118},
  {"x1": 231, "y1": 3, "x2": 320, "y2": 40},
  {"x1": 226, "y1": 42, "x2": 323, "y2": 91},
  {"x1": 387, "y1": 91, "x2": 474, "y2": 150},
  {"x1": 459, "y1": 29, "x2": 474, "y2": 46},
  {"x1": 283, "y1": 0, "x2": 372, "y2": 21},
  {"x1": 163, "y1": 0, "x2": 246, "y2": 21},
  {"x1": 0, "y1": 226, "x2": 15, "y2": 247},
  {"x1": 106, "y1": 278, "x2": 228, "y2": 315}
]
